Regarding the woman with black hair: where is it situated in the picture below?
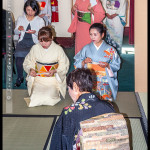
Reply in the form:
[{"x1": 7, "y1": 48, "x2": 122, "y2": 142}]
[
  {"x1": 14, "y1": 0, "x2": 45, "y2": 87},
  {"x1": 50, "y1": 68, "x2": 115, "y2": 149},
  {"x1": 74, "y1": 23, "x2": 121, "y2": 101}
]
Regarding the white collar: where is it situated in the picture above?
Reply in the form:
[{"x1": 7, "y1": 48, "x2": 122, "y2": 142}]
[{"x1": 93, "y1": 40, "x2": 104, "y2": 50}]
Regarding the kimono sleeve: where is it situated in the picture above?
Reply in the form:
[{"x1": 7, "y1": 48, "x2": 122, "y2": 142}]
[
  {"x1": 23, "y1": 46, "x2": 37, "y2": 74},
  {"x1": 115, "y1": 0, "x2": 127, "y2": 16},
  {"x1": 115, "y1": 0, "x2": 127, "y2": 26},
  {"x1": 74, "y1": 47, "x2": 87, "y2": 68},
  {"x1": 109, "y1": 48, "x2": 121, "y2": 73},
  {"x1": 100, "y1": 0, "x2": 107, "y2": 13},
  {"x1": 93, "y1": 0, "x2": 105, "y2": 23},
  {"x1": 56, "y1": 47, "x2": 70, "y2": 82},
  {"x1": 50, "y1": 110, "x2": 75, "y2": 150}
]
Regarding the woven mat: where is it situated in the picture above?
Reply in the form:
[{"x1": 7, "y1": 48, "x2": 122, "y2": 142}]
[
  {"x1": 3, "y1": 117, "x2": 54, "y2": 150},
  {"x1": 3, "y1": 90, "x2": 141, "y2": 117}
]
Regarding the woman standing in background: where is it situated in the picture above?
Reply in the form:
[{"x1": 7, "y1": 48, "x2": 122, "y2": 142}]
[
  {"x1": 14, "y1": 0, "x2": 45, "y2": 87},
  {"x1": 68, "y1": 0, "x2": 105, "y2": 55},
  {"x1": 101, "y1": 0, "x2": 127, "y2": 53}
]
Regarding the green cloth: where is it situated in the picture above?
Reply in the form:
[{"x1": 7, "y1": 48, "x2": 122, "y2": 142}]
[
  {"x1": 77, "y1": 11, "x2": 91, "y2": 24},
  {"x1": 82, "y1": 12, "x2": 91, "y2": 24}
]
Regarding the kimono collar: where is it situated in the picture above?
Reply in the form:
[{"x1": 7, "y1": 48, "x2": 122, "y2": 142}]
[
  {"x1": 93, "y1": 40, "x2": 104, "y2": 50},
  {"x1": 76, "y1": 93, "x2": 96, "y2": 103}
]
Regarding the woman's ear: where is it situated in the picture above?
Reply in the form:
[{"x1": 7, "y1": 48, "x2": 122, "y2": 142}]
[
  {"x1": 73, "y1": 82, "x2": 79, "y2": 92},
  {"x1": 102, "y1": 32, "x2": 104, "y2": 39}
]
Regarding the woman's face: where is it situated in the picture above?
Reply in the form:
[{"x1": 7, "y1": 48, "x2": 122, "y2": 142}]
[
  {"x1": 26, "y1": 6, "x2": 36, "y2": 17},
  {"x1": 89, "y1": 28, "x2": 104, "y2": 45},
  {"x1": 39, "y1": 40, "x2": 52, "y2": 49}
]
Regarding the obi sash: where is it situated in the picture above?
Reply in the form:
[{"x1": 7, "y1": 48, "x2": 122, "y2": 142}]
[
  {"x1": 87, "y1": 62, "x2": 106, "y2": 77},
  {"x1": 77, "y1": 11, "x2": 91, "y2": 24},
  {"x1": 87, "y1": 62, "x2": 112, "y2": 100},
  {"x1": 35, "y1": 61, "x2": 58, "y2": 77},
  {"x1": 79, "y1": 113, "x2": 130, "y2": 149}
]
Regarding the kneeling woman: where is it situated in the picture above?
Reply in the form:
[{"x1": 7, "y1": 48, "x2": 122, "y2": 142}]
[
  {"x1": 23, "y1": 26, "x2": 69, "y2": 107},
  {"x1": 74, "y1": 23, "x2": 121, "y2": 101}
]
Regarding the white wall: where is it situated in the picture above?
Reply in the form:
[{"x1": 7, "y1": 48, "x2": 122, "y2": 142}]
[{"x1": 51, "y1": 0, "x2": 72, "y2": 37}]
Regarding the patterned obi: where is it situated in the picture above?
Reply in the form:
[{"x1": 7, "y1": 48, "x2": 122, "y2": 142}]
[
  {"x1": 77, "y1": 10, "x2": 91, "y2": 24},
  {"x1": 87, "y1": 62, "x2": 112, "y2": 101},
  {"x1": 79, "y1": 113, "x2": 130, "y2": 149},
  {"x1": 87, "y1": 62, "x2": 106, "y2": 77},
  {"x1": 35, "y1": 61, "x2": 58, "y2": 77}
]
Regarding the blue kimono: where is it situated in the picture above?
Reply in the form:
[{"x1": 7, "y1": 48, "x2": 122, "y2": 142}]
[
  {"x1": 50, "y1": 93, "x2": 115, "y2": 150},
  {"x1": 74, "y1": 41, "x2": 121, "y2": 100}
]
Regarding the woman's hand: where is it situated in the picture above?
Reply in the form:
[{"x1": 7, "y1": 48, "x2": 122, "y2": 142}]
[
  {"x1": 98, "y1": 61, "x2": 110, "y2": 68},
  {"x1": 84, "y1": 57, "x2": 92, "y2": 64},
  {"x1": 27, "y1": 30, "x2": 36, "y2": 34},
  {"x1": 82, "y1": 57, "x2": 92, "y2": 67},
  {"x1": 45, "y1": 70, "x2": 57, "y2": 77},
  {"x1": 88, "y1": 4, "x2": 94, "y2": 14},
  {"x1": 29, "y1": 68, "x2": 37, "y2": 77},
  {"x1": 18, "y1": 26, "x2": 24, "y2": 31},
  {"x1": 71, "y1": 4, "x2": 77, "y2": 15}
]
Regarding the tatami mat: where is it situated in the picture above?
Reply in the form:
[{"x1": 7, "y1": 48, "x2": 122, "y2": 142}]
[
  {"x1": 114, "y1": 92, "x2": 141, "y2": 117},
  {"x1": 3, "y1": 117, "x2": 54, "y2": 150},
  {"x1": 3, "y1": 90, "x2": 146, "y2": 150},
  {"x1": 138, "y1": 92, "x2": 147, "y2": 118},
  {"x1": 3, "y1": 90, "x2": 141, "y2": 117},
  {"x1": 3, "y1": 89, "x2": 72, "y2": 115},
  {"x1": 128, "y1": 118, "x2": 147, "y2": 150}
]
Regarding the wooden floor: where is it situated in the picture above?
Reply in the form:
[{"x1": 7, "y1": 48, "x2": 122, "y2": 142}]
[{"x1": 2, "y1": 90, "x2": 147, "y2": 150}]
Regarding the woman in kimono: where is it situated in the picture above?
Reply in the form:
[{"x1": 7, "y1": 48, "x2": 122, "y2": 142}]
[
  {"x1": 24, "y1": 0, "x2": 51, "y2": 25},
  {"x1": 68, "y1": 0, "x2": 105, "y2": 54},
  {"x1": 101, "y1": 0, "x2": 127, "y2": 53},
  {"x1": 74, "y1": 23, "x2": 121, "y2": 101},
  {"x1": 50, "y1": 68, "x2": 115, "y2": 150},
  {"x1": 14, "y1": 0, "x2": 45, "y2": 87},
  {"x1": 23, "y1": 26, "x2": 69, "y2": 107}
]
